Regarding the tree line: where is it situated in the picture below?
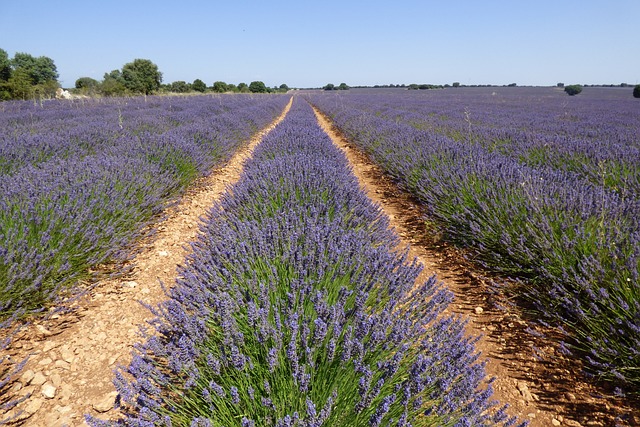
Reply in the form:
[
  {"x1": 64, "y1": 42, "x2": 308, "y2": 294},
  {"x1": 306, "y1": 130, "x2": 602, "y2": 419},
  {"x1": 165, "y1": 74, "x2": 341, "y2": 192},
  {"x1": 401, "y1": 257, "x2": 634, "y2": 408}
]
[
  {"x1": 0, "y1": 49, "x2": 59, "y2": 100},
  {"x1": 0, "y1": 49, "x2": 290, "y2": 100}
]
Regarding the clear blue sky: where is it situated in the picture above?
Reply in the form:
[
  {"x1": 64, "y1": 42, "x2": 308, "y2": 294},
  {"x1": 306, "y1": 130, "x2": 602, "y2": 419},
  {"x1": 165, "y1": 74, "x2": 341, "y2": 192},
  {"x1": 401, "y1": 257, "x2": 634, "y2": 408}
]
[{"x1": 1, "y1": 0, "x2": 638, "y2": 88}]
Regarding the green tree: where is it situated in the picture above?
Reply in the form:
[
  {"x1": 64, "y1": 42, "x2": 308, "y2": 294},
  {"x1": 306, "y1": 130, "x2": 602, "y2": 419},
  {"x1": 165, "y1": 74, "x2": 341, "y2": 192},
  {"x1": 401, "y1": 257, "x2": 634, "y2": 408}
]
[
  {"x1": 249, "y1": 81, "x2": 267, "y2": 93},
  {"x1": 564, "y1": 84, "x2": 583, "y2": 96},
  {"x1": 11, "y1": 52, "x2": 58, "y2": 85},
  {"x1": 75, "y1": 77, "x2": 99, "y2": 90},
  {"x1": 121, "y1": 59, "x2": 162, "y2": 95},
  {"x1": 0, "y1": 48, "x2": 11, "y2": 81},
  {"x1": 101, "y1": 70, "x2": 128, "y2": 96},
  {"x1": 279, "y1": 83, "x2": 289, "y2": 92},
  {"x1": 192, "y1": 79, "x2": 206, "y2": 92},
  {"x1": 323, "y1": 83, "x2": 335, "y2": 91},
  {"x1": 237, "y1": 82, "x2": 249, "y2": 93},
  {"x1": 7, "y1": 67, "x2": 33, "y2": 99},
  {"x1": 212, "y1": 81, "x2": 228, "y2": 93},
  {"x1": 338, "y1": 82, "x2": 349, "y2": 90},
  {"x1": 169, "y1": 80, "x2": 191, "y2": 93},
  {"x1": 633, "y1": 85, "x2": 640, "y2": 99},
  {"x1": 452, "y1": 82, "x2": 460, "y2": 87}
]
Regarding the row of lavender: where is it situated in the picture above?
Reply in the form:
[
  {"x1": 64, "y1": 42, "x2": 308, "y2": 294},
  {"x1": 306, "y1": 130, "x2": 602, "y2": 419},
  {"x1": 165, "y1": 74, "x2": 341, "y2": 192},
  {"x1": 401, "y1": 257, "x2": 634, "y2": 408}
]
[
  {"x1": 328, "y1": 87, "x2": 640, "y2": 199},
  {"x1": 0, "y1": 94, "x2": 289, "y2": 422},
  {"x1": 307, "y1": 89, "x2": 640, "y2": 393},
  {"x1": 0, "y1": 94, "x2": 289, "y2": 321},
  {"x1": 90, "y1": 98, "x2": 523, "y2": 426}
]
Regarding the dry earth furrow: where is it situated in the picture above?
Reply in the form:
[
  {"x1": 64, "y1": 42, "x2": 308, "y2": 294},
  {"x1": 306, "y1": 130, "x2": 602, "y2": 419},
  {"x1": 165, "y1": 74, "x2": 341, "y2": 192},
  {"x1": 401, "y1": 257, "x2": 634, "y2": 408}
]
[
  {"x1": 3, "y1": 97, "x2": 293, "y2": 426},
  {"x1": 312, "y1": 105, "x2": 638, "y2": 427}
]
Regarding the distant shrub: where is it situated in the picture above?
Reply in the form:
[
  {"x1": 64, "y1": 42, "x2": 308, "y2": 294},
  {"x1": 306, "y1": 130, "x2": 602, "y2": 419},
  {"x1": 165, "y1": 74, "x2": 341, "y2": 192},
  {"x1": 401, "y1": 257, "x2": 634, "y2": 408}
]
[
  {"x1": 633, "y1": 84, "x2": 640, "y2": 98},
  {"x1": 564, "y1": 84, "x2": 582, "y2": 96}
]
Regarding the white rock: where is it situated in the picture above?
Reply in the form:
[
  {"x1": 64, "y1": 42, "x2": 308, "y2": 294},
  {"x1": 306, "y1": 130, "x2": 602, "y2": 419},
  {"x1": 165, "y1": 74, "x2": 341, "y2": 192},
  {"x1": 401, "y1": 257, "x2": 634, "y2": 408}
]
[
  {"x1": 474, "y1": 306, "x2": 484, "y2": 314},
  {"x1": 31, "y1": 372, "x2": 47, "y2": 386},
  {"x1": 93, "y1": 391, "x2": 119, "y2": 413},
  {"x1": 41, "y1": 382, "x2": 57, "y2": 399},
  {"x1": 20, "y1": 369, "x2": 35, "y2": 385},
  {"x1": 50, "y1": 373, "x2": 62, "y2": 387},
  {"x1": 24, "y1": 397, "x2": 44, "y2": 413},
  {"x1": 36, "y1": 324, "x2": 52, "y2": 336},
  {"x1": 60, "y1": 348, "x2": 75, "y2": 363}
]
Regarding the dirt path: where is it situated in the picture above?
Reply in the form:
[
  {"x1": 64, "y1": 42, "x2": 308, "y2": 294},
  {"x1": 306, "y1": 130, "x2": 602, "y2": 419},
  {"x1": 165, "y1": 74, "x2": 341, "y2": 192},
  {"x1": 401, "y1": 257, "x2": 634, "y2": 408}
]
[
  {"x1": 312, "y1": 106, "x2": 638, "y2": 427},
  {"x1": 3, "y1": 97, "x2": 293, "y2": 427}
]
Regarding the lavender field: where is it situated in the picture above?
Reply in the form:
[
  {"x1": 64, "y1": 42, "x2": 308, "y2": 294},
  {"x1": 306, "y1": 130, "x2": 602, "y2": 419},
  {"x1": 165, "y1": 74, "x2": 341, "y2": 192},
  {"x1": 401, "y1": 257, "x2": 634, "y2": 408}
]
[
  {"x1": 0, "y1": 94, "x2": 289, "y2": 321},
  {"x1": 89, "y1": 98, "x2": 521, "y2": 427},
  {"x1": 0, "y1": 94, "x2": 290, "y2": 421},
  {"x1": 308, "y1": 87, "x2": 640, "y2": 393}
]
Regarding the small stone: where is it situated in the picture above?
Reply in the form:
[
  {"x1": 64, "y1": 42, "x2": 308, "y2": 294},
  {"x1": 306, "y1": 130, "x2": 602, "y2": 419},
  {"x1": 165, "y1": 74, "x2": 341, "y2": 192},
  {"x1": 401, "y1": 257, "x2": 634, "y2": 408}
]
[
  {"x1": 24, "y1": 397, "x2": 44, "y2": 413},
  {"x1": 93, "y1": 391, "x2": 119, "y2": 413},
  {"x1": 20, "y1": 369, "x2": 35, "y2": 385},
  {"x1": 527, "y1": 413, "x2": 536, "y2": 418},
  {"x1": 36, "y1": 324, "x2": 52, "y2": 336},
  {"x1": 31, "y1": 372, "x2": 47, "y2": 386},
  {"x1": 42, "y1": 340, "x2": 58, "y2": 352},
  {"x1": 60, "y1": 348, "x2": 75, "y2": 363},
  {"x1": 521, "y1": 389, "x2": 534, "y2": 402},
  {"x1": 474, "y1": 306, "x2": 484, "y2": 314},
  {"x1": 158, "y1": 250, "x2": 169, "y2": 257},
  {"x1": 124, "y1": 281, "x2": 138, "y2": 288},
  {"x1": 564, "y1": 420, "x2": 583, "y2": 427},
  {"x1": 41, "y1": 382, "x2": 57, "y2": 399},
  {"x1": 54, "y1": 360, "x2": 71, "y2": 370},
  {"x1": 50, "y1": 373, "x2": 62, "y2": 387},
  {"x1": 38, "y1": 357, "x2": 53, "y2": 366},
  {"x1": 565, "y1": 392, "x2": 577, "y2": 402},
  {"x1": 552, "y1": 419, "x2": 561, "y2": 426}
]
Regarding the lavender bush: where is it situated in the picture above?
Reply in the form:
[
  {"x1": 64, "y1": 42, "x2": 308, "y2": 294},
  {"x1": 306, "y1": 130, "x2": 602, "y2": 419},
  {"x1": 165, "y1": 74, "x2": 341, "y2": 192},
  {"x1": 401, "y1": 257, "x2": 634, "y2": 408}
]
[
  {"x1": 308, "y1": 88, "x2": 640, "y2": 392},
  {"x1": 93, "y1": 98, "x2": 522, "y2": 426},
  {"x1": 0, "y1": 94, "x2": 289, "y2": 321}
]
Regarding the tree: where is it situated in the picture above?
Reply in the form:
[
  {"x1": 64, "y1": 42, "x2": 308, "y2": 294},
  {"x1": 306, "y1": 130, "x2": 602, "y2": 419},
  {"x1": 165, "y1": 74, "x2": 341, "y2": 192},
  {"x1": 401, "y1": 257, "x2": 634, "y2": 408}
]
[
  {"x1": 169, "y1": 80, "x2": 190, "y2": 93},
  {"x1": 121, "y1": 59, "x2": 162, "y2": 95},
  {"x1": 279, "y1": 83, "x2": 289, "y2": 92},
  {"x1": 452, "y1": 82, "x2": 460, "y2": 87},
  {"x1": 101, "y1": 70, "x2": 128, "y2": 96},
  {"x1": 323, "y1": 83, "x2": 335, "y2": 91},
  {"x1": 75, "y1": 77, "x2": 99, "y2": 90},
  {"x1": 75, "y1": 77, "x2": 100, "y2": 95},
  {"x1": 0, "y1": 48, "x2": 11, "y2": 81},
  {"x1": 634, "y1": 85, "x2": 640, "y2": 99},
  {"x1": 249, "y1": 81, "x2": 267, "y2": 93},
  {"x1": 338, "y1": 83, "x2": 349, "y2": 90},
  {"x1": 557, "y1": 82, "x2": 564, "y2": 88},
  {"x1": 564, "y1": 84, "x2": 583, "y2": 96},
  {"x1": 7, "y1": 67, "x2": 33, "y2": 99},
  {"x1": 11, "y1": 52, "x2": 58, "y2": 85},
  {"x1": 237, "y1": 82, "x2": 249, "y2": 92},
  {"x1": 212, "y1": 81, "x2": 228, "y2": 93},
  {"x1": 192, "y1": 79, "x2": 206, "y2": 92}
]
